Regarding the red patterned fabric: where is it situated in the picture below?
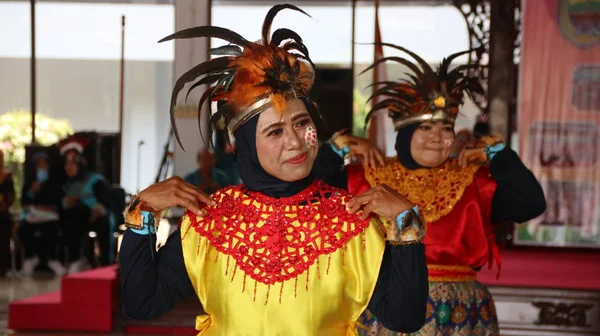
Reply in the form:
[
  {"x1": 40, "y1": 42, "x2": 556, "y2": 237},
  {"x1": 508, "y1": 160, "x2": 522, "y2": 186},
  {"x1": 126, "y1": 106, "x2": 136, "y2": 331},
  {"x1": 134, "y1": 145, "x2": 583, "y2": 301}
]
[{"x1": 186, "y1": 181, "x2": 370, "y2": 286}]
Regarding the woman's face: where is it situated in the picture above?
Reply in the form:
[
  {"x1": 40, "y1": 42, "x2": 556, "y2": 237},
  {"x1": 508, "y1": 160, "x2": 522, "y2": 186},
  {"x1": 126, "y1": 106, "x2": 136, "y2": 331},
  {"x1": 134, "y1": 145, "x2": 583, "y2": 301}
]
[
  {"x1": 410, "y1": 121, "x2": 455, "y2": 167},
  {"x1": 64, "y1": 151, "x2": 80, "y2": 177},
  {"x1": 36, "y1": 158, "x2": 50, "y2": 171},
  {"x1": 255, "y1": 99, "x2": 318, "y2": 182}
]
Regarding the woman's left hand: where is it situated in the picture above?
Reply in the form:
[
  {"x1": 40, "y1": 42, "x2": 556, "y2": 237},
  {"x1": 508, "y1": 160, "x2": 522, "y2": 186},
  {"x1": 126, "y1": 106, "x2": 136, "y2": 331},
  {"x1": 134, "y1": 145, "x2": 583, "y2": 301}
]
[
  {"x1": 458, "y1": 135, "x2": 505, "y2": 168},
  {"x1": 458, "y1": 146, "x2": 487, "y2": 168},
  {"x1": 346, "y1": 184, "x2": 414, "y2": 220},
  {"x1": 346, "y1": 135, "x2": 385, "y2": 169}
]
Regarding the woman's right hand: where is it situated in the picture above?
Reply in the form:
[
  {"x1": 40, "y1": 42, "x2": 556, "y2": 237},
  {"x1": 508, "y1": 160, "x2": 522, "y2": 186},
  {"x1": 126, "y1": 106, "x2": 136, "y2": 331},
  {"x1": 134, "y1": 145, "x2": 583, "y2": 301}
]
[{"x1": 137, "y1": 176, "x2": 215, "y2": 215}]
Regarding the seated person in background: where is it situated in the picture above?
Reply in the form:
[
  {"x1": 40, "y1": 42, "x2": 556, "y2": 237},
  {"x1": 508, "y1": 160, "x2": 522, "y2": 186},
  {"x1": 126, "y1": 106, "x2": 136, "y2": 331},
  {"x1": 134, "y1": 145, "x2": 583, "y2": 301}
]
[
  {"x1": 215, "y1": 142, "x2": 241, "y2": 185},
  {"x1": 0, "y1": 150, "x2": 15, "y2": 277},
  {"x1": 183, "y1": 148, "x2": 231, "y2": 194},
  {"x1": 19, "y1": 152, "x2": 65, "y2": 276},
  {"x1": 59, "y1": 139, "x2": 112, "y2": 273}
]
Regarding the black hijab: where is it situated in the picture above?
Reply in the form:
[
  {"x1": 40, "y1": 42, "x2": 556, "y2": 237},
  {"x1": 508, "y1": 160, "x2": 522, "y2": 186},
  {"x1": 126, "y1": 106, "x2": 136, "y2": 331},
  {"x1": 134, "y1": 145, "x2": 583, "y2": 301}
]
[
  {"x1": 64, "y1": 149, "x2": 88, "y2": 182},
  {"x1": 234, "y1": 115, "x2": 314, "y2": 198},
  {"x1": 394, "y1": 123, "x2": 425, "y2": 170}
]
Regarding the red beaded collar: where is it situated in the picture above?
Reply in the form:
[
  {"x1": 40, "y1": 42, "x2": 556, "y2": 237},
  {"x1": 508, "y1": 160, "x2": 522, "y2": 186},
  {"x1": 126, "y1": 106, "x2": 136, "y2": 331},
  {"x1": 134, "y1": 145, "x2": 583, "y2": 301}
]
[{"x1": 185, "y1": 181, "x2": 370, "y2": 286}]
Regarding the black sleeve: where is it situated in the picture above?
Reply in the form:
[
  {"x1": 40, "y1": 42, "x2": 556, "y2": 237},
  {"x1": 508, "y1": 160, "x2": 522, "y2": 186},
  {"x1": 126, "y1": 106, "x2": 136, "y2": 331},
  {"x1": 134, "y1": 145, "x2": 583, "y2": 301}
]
[
  {"x1": 92, "y1": 179, "x2": 112, "y2": 209},
  {"x1": 119, "y1": 229, "x2": 195, "y2": 320},
  {"x1": 21, "y1": 180, "x2": 33, "y2": 205},
  {"x1": 367, "y1": 243, "x2": 428, "y2": 333},
  {"x1": 311, "y1": 143, "x2": 348, "y2": 189},
  {"x1": 489, "y1": 147, "x2": 546, "y2": 224},
  {"x1": 4, "y1": 175, "x2": 14, "y2": 206},
  {"x1": 22, "y1": 179, "x2": 62, "y2": 207}
]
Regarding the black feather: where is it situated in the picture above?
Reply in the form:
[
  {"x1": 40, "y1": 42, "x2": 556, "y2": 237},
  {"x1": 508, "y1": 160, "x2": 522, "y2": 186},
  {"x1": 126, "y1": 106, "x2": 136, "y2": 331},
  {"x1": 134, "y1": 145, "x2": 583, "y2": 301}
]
[
  {"x1": 374, "y1": 42, "x2": 437, "y2": 85},
  {"x1": 197, "y1": 88, "x2": 214, "y2": 146},
  {"x1": 223, "y1": 72, "x2": 236, "y2": 92},
  {"x1": 209, "y1": 45, "x2": 243, "y2": 56},
  {"x1": 169, "y1": 56, "x2": 232, "y2": 150},
  {"x1": 271, "y1": 28, "x2": 303, "y2": 47},
  {"x1": 359, "y1": 56, "x2": 424, "y2": 80},
  {"x1": 185, "y1": 74, "x2": 224, "y2": 102},
  {"x1": 261, "y1": 4, "x2": 311, "y2": 45},
  {"x1": 159, "y1": 26, "x2": 251, "y2": 48},
  {"x1": 438, "y1": 48, "x2": 473, "y2": 77},
  {"x1": 365, "y1": 81, "x2": 399, "y2": 89},
  {"x1": 366, "y1": 88, "x2": 415, "y2": 104},
  {"x1": 282, "y1": 41, "x2": 310, "y2": 58},
  {"x1": 370, "y1": 98, "x2": 412, "y2": 113}
]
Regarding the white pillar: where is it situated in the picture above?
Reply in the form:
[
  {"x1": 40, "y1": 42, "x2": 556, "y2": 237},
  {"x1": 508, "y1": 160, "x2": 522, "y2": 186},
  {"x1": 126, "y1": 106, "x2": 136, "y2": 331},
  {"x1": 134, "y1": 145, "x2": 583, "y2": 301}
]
[{"x1": 172, "y1": 0, "x2": 210, "y2": 178}]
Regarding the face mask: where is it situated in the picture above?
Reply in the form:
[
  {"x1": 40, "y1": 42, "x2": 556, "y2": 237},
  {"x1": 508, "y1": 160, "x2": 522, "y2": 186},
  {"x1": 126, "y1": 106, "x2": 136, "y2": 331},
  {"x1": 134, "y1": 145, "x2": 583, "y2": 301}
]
[{"x1": 36, "y1": 169, "x2": 49, "y2": 183}]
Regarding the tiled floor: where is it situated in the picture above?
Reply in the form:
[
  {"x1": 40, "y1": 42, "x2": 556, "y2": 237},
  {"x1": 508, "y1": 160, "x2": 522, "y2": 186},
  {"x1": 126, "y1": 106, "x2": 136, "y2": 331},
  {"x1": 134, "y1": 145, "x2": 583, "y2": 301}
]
[{"x1": 0, "y1": 273, "x2": 62, "y2": 335}]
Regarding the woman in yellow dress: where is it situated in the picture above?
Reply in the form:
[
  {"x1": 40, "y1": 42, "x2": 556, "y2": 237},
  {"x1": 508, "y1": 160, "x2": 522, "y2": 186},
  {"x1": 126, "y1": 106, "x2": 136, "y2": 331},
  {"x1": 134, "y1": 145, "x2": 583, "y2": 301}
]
[{"x1": 118, "y1": 5, "x2": 428, "y2": 335}]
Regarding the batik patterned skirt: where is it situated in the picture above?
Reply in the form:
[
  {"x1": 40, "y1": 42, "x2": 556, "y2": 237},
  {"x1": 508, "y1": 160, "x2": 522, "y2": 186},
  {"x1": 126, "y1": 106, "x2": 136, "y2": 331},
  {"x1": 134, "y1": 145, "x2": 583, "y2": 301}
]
[{"x1": 359, "y1": 281, "x2": 499, "y2": 336}]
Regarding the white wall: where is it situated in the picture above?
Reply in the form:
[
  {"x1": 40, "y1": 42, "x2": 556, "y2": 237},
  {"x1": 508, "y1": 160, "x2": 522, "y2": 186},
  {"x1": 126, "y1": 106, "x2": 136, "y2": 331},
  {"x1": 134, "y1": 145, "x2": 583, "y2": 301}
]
[{"x1": 0, "y1": 2, "x2": 174, "y2": 194}]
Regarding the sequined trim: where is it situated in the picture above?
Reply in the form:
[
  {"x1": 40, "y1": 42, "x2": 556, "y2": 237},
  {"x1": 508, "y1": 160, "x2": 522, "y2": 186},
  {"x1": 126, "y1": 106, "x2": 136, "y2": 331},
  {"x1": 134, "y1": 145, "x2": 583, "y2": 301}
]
[{"x1": 364, "y1": 158, "x2": 480, "y2": 223}]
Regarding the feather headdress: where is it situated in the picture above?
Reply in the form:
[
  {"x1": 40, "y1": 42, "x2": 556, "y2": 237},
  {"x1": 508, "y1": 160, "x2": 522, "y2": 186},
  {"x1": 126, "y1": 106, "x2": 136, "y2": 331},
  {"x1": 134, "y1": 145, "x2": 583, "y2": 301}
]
[
  {"x1": 159, "y1": 4, "x2": 316, "y2": 149},
  {"x1": 362, "y1": 43, "x2": 484, "y2": 130}
]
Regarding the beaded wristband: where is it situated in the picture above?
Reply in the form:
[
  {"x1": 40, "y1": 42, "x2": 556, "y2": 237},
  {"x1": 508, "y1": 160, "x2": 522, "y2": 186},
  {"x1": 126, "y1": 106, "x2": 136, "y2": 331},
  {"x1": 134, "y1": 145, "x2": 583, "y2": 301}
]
[
  {"x1": 129, "y1": 211, "x2": 156, "y2": 235},
  {"x1": 486, "y1": 143, "x2": 506, "y2": 161}
]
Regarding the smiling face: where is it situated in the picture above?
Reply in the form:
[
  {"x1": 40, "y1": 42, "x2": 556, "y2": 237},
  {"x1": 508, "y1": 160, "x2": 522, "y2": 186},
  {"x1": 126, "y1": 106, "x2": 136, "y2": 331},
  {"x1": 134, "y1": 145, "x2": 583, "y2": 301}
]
[
  {"x1": 410, "y1": 121, "x2": 455, "y2": 167},
  {"x1": 254, "y1": 98, "x2": 318, "y2": 182},
  {"x1": 64, "y1": 151, "x2": 80, "y2": 177}
]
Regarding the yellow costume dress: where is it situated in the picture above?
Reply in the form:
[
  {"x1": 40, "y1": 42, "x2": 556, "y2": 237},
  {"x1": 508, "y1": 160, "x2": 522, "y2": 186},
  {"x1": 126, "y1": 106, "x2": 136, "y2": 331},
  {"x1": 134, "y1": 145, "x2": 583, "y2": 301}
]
[{"x1": 180, "y1": 181, "x2": 385, "y2": 335}]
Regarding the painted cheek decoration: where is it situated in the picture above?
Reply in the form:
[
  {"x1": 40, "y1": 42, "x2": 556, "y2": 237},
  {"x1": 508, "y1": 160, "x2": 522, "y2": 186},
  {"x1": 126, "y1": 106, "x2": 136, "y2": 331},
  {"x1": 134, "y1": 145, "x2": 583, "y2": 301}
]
[
  {"x1": 304, "y1": 126, "x2": 317, "y2": 148},
  {"x1": 444, "y1": 139, "x2": 454, "y2": 146}
]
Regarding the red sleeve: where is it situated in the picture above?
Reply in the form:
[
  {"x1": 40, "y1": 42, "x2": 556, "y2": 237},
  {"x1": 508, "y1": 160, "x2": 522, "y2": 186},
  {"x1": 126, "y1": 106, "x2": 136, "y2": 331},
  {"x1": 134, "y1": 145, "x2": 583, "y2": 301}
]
[
  {"x1": 473, "y1": 166, "x2": 502, "y2": 276},
  {"x1": 346, "y1": 164, "x2": 372, "y2": 196}
]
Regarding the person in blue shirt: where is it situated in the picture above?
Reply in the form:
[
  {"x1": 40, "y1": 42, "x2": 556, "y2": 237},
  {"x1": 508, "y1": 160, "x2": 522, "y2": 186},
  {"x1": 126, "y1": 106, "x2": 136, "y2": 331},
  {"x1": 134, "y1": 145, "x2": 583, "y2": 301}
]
[
  {"x1": 19, "y1": 152, "x2": 65, "y2": 276},
  {"x1": 59, "y1": 140, "x2": 112, "y2": 273},
  {"x1": 183, "y1": 149, "x2": 233, "y2": 194},
  {"x1": 214, "y1": 143, "x2": 241, "y2": 185}
]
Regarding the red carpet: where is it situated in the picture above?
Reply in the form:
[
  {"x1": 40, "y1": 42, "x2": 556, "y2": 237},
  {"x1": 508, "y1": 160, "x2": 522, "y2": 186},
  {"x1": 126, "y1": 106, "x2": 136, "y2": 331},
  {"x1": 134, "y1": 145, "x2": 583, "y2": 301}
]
[
  {"x1": 478, "y1": 250, "x2": 600, "y2": 290},
  {"x1": 123, "y1": 326, "x2": 197, "y2": 335},
  {"x1": 8, "y1": 265, "x2": 118, "y2": 332}
]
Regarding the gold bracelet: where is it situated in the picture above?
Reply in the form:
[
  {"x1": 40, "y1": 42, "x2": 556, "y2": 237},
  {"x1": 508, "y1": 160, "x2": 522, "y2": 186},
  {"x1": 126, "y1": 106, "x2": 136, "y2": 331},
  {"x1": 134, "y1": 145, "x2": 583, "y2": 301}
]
[
  {"x1": 330, "y1": 129, "x2": 351, "y2": 151},
  {"x1": 123, "y1": 196, "x2": 144, "y2": 230},
  {"x1": 378, "y1": 209, "x2": 426, "y2": 245},
  {"x1": 123, "y1": 197, "x2": 162, "y2": 231}
]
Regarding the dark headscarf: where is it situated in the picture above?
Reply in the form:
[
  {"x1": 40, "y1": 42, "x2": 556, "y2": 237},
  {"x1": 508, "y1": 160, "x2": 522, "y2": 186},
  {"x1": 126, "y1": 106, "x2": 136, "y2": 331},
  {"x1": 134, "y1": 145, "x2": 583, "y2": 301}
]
[
  {"x1": 64, "y1": 149, "x2": 88, "y2": 182},
  {"x1": 394, "y1": 123, "x2": 425, "y2": 170},
  {"x1": 234, "y1": 115, "x2": 314, "y2": 198}
]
